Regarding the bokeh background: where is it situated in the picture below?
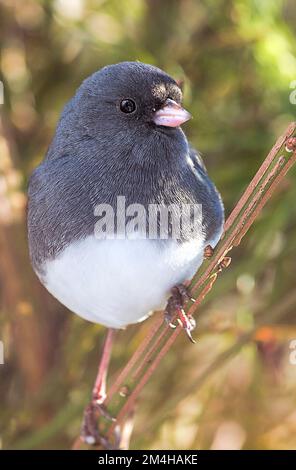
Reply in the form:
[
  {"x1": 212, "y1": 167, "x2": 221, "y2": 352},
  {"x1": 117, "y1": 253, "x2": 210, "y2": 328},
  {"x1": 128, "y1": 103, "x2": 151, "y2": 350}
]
[{"x1": 1, "y1": 0, "x2": 296, "y2": 450}]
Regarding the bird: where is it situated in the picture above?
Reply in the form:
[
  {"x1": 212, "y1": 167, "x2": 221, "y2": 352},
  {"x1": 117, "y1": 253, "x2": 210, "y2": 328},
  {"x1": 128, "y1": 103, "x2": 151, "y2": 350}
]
[{"x1": 27, "y1": 61, "x2": 224, "y2": 446}]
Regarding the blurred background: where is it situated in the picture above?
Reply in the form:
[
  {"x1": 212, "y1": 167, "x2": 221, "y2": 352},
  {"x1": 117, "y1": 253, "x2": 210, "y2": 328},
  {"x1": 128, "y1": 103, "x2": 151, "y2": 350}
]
[{"x1": 0, "y1": 0, "x2": 296, "y2": 450}]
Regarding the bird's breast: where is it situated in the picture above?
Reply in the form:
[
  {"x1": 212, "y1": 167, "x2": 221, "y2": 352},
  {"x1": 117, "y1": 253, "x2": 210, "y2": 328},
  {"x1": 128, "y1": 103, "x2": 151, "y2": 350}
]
[{"x1": 41, "y1": 236, "x2": 205, "y2": 328}]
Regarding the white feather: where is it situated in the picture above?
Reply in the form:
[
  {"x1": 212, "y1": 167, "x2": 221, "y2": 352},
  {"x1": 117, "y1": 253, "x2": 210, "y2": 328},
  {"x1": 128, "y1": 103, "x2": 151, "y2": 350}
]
[{"x1": 42, "y1": 236, "x2": 207, "y2": 328}]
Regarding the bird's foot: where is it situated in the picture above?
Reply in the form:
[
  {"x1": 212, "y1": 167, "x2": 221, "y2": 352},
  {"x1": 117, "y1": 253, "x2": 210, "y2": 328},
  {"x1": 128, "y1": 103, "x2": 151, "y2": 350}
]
[
  {"x1": 81, "y1": 399, "x2": 118, "y2": 449},
  {"x1": 164, "y1": 284, "x2": 196, "y2": 343}
]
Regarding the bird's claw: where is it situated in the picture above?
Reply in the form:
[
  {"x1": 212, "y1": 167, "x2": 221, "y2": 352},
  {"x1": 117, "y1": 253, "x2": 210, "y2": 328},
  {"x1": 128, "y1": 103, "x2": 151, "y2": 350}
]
[
  {"x1": 81, "y1": 402, "x2": 101, "y2": 446},
  {"x1": 176, "y1": 308, "x2": 196, "y2": 343},
  {"x1": 172, "y1": 283, "x2": 195, "y2": 304},
  {"x1": 81, "y1": 400, "x2": 117, "y2": 448},
  {"x1": 164, "y1": 284, "x2": 196, "y2": 343},
  {"x1": 94, "y1": 402, "x2": 116, "y2": 422}
]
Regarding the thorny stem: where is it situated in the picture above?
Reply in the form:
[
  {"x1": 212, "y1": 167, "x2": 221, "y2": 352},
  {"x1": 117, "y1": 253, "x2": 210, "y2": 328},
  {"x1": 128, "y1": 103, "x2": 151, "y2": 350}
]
[
  {"x1": 140, "y1": 286, "x2": 296, "y2": 435},
  {"x1": 74, "y1": 122, "x2": 296, "y2": 449}
]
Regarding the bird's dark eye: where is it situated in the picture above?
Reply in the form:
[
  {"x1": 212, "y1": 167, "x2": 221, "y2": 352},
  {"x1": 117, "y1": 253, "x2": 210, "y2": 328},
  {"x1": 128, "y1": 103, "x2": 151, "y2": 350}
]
[{"x1": 120, "y1": 99, "x2": 136, "y2": 114}]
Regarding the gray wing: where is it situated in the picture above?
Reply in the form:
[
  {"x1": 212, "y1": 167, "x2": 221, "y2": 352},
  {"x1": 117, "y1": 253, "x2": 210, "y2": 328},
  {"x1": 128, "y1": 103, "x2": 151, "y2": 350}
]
[
  {"x1": 189, "y1": 146, "x2": 207, "y2": 173},
  {"x1": 188, "y1": 145, "x2": 224, "y2": 247},
  {"x1": 27, "y1": 155, "x2": 94, "y2": 272}
]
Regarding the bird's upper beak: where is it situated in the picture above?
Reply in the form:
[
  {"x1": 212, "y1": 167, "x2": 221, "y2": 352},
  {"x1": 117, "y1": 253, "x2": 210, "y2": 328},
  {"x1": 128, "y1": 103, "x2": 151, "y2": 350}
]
[{"x1": 153, "y1": 98, "x2": 191, "y2": 128}]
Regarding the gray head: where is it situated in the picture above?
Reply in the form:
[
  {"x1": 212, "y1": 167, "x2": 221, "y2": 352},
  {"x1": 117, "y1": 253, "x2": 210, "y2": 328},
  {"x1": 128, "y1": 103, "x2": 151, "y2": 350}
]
[
  {"x1": 46, "y1": 61, "x2": 191, "y2": 165},
  {"x1": 28, "y1": 62, "x2": 224, "y2": 272}
]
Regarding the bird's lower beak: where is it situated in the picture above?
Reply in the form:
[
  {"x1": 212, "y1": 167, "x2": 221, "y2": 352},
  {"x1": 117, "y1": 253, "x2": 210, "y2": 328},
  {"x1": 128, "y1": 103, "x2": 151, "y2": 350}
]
[{"x1": 153, "y1": 98, "x2": 192, "y2": 128}]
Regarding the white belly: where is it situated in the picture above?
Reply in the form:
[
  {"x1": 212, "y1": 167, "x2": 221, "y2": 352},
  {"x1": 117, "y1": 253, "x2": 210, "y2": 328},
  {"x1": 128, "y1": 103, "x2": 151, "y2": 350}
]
[{"x1": 42, "y1": 236, "x2": 205, "y2": 328}]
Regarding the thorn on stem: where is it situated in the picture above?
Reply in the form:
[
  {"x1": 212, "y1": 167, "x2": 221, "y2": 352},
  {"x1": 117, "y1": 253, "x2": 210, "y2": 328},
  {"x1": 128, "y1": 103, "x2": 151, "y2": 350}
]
[
  {"x1": 285, "y1": 137, "x2": 296, "y2": 153},
  {"x1": 217, "y1": 256, "x2": 232, "y2": 273},
  {"x1": 119, "y1": 385, "x2": 130, "y2": 398},
  {"x1": 204, "y1": 245, "x2": 214, "y2": 259}
]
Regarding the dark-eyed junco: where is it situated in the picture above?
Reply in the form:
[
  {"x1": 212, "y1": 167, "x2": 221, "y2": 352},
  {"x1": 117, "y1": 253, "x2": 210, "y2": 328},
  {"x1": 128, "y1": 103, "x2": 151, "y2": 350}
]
[{"x1": 27, "y1": 61, "x2": 224, "y2": 445}]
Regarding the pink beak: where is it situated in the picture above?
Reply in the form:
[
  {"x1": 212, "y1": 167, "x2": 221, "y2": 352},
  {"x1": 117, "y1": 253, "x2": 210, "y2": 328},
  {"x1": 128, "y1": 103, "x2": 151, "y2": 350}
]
[{"x1": 153, "y1": 98, "x2": 191, "y2": 128}]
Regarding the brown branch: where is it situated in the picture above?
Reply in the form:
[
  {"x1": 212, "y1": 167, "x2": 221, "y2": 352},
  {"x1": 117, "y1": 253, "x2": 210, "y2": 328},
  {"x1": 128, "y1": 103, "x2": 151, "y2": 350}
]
[
  {"x1": 74, "y1": 122, "x2": 296, "y2": 449},
  {"x1": 145, "y1": 287, "x2": 296, "y2": 433}
]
